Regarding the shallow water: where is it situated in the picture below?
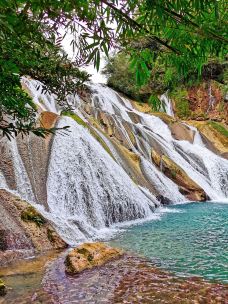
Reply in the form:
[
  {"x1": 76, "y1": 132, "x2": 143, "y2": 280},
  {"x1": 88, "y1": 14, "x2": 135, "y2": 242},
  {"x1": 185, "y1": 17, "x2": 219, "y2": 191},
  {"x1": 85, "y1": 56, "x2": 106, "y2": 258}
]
[
  {"x1": 0, "y1": 203, "x2": 227, "y2": 303},
  {"x1": 110, "y1": 202, "x2": 228, "y2": 283},
  {"x1": 1, "y1": 252, "x2": 228, "y2": 304},
  {"x1": 0, "y1": 250, "x2": 61, "y2": 303}
]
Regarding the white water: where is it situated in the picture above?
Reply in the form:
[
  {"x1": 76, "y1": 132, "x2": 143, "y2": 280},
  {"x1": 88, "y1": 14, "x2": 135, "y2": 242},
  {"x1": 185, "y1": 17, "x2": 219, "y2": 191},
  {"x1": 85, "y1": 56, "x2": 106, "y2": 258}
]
[
  {"x1": 182, "y1": 123, "x2": 205, "y2": 146},
  {"x1": 0, "y1": 79, "x2": 228, "y2": 245},
  {"x1": 88, "y1": 83, "x2": 228, "y2": 200},
  {"x1": 22, "y1": 77, "x2": 60, "y2": 114},
  {"x1": 0, "y1": 136, "x2": 35, "y2": 202},
  {"x1": 160, "y1": 92, "x2": 174, "y2": 116},
  {"x1": 46, "y1": 117, "x2": 156, "y2": 244}
]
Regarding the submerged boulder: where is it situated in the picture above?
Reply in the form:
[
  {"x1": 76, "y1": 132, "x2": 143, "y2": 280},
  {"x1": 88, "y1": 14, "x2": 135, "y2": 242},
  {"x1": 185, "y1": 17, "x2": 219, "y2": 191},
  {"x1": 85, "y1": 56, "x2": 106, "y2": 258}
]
[
  {"x1": 65, "y1": 242, "x2": 123, "y2": 274},
  {"x1": 0, "y1": 279, "x2": 6, "y2": 296}
]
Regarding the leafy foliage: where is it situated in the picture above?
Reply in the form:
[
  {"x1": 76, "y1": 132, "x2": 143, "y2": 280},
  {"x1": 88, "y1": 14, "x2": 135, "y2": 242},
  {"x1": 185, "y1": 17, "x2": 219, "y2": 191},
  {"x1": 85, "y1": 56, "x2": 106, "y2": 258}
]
[
  {"x1": 0, "y1": 1, "x2": 89, "y2": 138},
  {"x1": 1, "y1": 0, "x2": 227, "y2": 136}
]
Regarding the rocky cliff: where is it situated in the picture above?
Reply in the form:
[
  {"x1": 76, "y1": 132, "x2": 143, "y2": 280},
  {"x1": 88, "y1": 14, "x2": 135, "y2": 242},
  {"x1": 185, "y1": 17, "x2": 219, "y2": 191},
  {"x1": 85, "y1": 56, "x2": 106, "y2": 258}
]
[{"x1": 0, "y1": 189, "x2": 66, "y2": 266}]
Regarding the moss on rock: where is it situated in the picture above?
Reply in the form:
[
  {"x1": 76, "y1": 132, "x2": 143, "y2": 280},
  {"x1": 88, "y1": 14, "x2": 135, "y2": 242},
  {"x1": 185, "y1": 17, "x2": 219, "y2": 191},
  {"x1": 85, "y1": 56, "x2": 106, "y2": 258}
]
[
  {"x1": 0, "y1": 279, "x2": 6, "y2": 296},
  {"x1": 208, "y1": 121, "x2": 228, "y2": 138},
  {"x1": 62, "y1": 111, "x2": 87, "y2": 128},
  {"x1": 65, "y1": 242, "x2": 123, "y2": 274},
  {"x1": 21, "y1": 206, "x2": 46, "y2": 227},
  {"x1": 171, "y1": 88, "x2": 191, "y2": 119}
]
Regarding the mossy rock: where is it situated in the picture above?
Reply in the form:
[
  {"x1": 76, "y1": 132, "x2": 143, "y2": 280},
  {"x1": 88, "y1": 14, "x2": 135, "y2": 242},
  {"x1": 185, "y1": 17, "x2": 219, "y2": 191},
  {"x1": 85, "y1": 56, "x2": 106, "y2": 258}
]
[
  {"x1": 170, "y1": 88, "x2": 191, "y2": 119},
  {"x1": 21, "y1": 206, "x2": 46, "y2": 227},
  {"x1": 152, "y1": 112, "x2": 176, "y2": 125},
  {"x1": 65, "y1": 242, "x2": 123, "y2": 274},
  {"x1": 0, "y1": 279, "x2": 6, "y2": 296},
  {"x1": 208, "y1": 121, "x2": 228, "y2": 138}
]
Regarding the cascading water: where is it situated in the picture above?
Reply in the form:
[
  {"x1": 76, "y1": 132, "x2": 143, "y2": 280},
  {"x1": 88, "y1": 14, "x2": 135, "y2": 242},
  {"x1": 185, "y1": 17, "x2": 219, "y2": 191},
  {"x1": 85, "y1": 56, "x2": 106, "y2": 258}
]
[
  {"x1": 88, "y1": 83, "x2": 228, "y2": 200},
  {"x1": 22, "y1": 77, "x2": 60, "y2": 114},
  {"x1": 207, "y1": 82, "x2": 215, "y2": 113},
  {"x1": 1, "y1": 78, "x2": 228, "y2": 245},
  {"x1": 159, "y1": 92, "x2": 174, "y2": 116},
  {"x1": 46, "y1": 117, "x2": 156, "y2": 244},
  {"x1": 0, "y1": 136, "x2": 35, "y2": 202}
]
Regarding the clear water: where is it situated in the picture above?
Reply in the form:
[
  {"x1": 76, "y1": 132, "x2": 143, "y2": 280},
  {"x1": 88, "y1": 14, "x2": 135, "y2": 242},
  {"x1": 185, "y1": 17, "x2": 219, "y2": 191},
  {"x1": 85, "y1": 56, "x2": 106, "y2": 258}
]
[{"x1": 110, "y1": 202, "x2": 228, "y2": 283}]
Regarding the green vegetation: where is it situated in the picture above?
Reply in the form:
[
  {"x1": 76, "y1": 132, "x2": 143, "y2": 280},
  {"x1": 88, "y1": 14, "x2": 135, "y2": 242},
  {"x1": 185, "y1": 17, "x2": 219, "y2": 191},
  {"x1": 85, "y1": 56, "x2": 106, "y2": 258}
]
[
  {"x1": 208, "y1": 121, "x2": 228, "y2": 138},
  {"x1": 1, "y1": 1, "x2": 227, "y2": 136},
  {"x1": 103, "y1": 51, "x2": 228, "y2": 111},
  {"x1": 103, "y1": 53, "x2": 144, "y2": 101},
  {"x1": 0, "y1": 1, "x2": 89, "y2": 138},
  {"x1": 170, "y1": 88, "x2": 191, "y2": 119},
  {"x1": 21, "y1": 206, "x2": 46, "y2": 227}
]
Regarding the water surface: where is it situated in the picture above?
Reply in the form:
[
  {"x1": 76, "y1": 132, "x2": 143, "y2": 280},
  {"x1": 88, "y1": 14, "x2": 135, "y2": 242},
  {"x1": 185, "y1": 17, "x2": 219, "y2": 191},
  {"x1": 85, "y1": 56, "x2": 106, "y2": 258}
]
[{"x1": 110, "y1": 202, "x2": 228, "y2": 283}]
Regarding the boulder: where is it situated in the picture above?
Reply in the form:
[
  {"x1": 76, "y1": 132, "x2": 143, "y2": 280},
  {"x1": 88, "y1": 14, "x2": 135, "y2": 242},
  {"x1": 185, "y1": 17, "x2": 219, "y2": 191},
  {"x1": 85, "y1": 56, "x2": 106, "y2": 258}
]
[
  {"x1": 65, "y1": 242, "x2": 123, "y2": 274},
  {"x1": 156, "y1": 195, "x2": 172, "y2": 205}
]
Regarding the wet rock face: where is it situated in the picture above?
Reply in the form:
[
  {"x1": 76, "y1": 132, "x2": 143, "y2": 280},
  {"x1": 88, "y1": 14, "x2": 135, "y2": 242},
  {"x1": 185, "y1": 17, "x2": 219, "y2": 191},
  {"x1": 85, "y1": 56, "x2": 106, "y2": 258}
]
[
  {"x1": 187, "y1": 81, "x2": 228, "y2": 124},
  {"x1": 0, "y1": 189, "x2": 67, "y2": 266},
  {"x1": 0, "y1": 141, "x2": 17, "y2": 190},
  {"x1": 156, "y1": 195, "x2": 172, "y2": 206},
  {"x1": 188, "y1": 121, "x2": 228, "y2": 160},
  {"x1": 65, "y1": 243, "x2": 123, "y2": 274},
  {"x1": 16, "y1": 111, "x2": 58, "y2": 209},
  {"x1": 170, "y1": 122, "x2": 195, "y2": 143},
  {"x1": 151, "y1": 150, "x2": 207, "y2": 201}
]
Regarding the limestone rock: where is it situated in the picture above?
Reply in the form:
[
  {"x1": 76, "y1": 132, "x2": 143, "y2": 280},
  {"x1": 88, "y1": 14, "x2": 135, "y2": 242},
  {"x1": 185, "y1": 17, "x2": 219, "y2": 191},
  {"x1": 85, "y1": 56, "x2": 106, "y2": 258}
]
[
  {"x1": 170, "y1": 122, "x2": 194, "y2": 143},
  {"x1": 0, "y1": 189, "x2": 67, "y2": 266},
  {"x1": 65, "y1": 242, "x2": 123, "y2": 274},
  {"x1": 151, "y1": 150, "x2": 207, "y2": 201},
  {"x1": 188, "y1": 121, "x2": 228, "y2": 159}
]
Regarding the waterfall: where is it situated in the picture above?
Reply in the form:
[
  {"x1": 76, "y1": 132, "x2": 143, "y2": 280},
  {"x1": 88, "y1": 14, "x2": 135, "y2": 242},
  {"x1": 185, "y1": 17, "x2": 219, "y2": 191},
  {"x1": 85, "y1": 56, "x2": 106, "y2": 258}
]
[
  {"x1": 182, "y1": 123, "x2": 205, "y2": 146},
  {"x1": 22, "y1": 77, "x2": 60, "y2": 114},
  {"x1": 0, "y1": 136, "x2": 35, "y2": 202},
  {"x1": 0, "y1": 78, "x2": 228, "y2": 245},
  {"x1": 0, "y1": 171, "x2": 7, "y2": 189},
  {"x1": 88, "y1": 83, "x2": 228, "y2": 200},
  {"x1": 207, "y1": 82, "x2": 215, "y2": 113},
  {"x1": 159, "y1": 92, "x2": 174, "y2": 116},
  {"x1": 46, "y1": 117, "x2": 156, "y2": 244}
]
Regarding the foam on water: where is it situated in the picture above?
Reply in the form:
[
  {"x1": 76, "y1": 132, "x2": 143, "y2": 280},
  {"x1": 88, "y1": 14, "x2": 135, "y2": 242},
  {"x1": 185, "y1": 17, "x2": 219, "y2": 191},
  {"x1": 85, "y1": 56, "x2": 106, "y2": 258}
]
[{"x1": 46, "y1": 117, "x2": 157, "y2": 244}]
